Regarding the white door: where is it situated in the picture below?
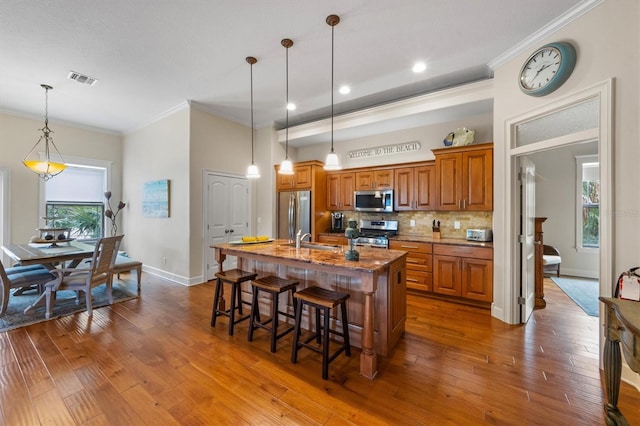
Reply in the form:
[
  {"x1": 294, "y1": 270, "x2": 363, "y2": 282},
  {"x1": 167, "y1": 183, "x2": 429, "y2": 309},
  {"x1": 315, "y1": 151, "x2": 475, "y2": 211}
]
[
  {"x1": 206, "y1": 174, "x2": 249, "y2": 280},
  {"x1": 519, "y1": 157, "x2": 536, "y2": 323}
]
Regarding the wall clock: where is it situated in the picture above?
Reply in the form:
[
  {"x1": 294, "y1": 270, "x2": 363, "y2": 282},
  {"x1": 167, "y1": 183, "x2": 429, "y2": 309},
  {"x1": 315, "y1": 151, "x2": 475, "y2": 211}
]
[{"x1": 519, "y1": 41, "x2": 576, "y2": 97}]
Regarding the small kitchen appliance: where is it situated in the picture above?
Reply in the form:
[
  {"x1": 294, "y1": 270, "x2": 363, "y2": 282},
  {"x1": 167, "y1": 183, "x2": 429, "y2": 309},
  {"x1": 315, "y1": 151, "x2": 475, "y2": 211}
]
[
  {"x1": 466, "y1": 228, "x2": 493, "y2": 242},
  {"x1": 330, "y1": 212, "x2": 345, "y2": 232}
]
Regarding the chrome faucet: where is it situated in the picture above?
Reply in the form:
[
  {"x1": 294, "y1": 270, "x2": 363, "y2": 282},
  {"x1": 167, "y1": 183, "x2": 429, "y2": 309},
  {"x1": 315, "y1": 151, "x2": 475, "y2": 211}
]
[{"x1": 295, "y1": 229, "x2": 312, "y2": 248}]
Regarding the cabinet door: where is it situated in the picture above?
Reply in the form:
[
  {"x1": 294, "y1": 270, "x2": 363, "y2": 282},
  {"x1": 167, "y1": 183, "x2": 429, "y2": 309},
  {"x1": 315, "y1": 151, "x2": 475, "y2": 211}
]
[
  {"x1": 355, "y1": 171, "x2": 374, "y2": 190},
  {"x1": 435, "y1": 152, "x2": 463, "y2": 210},
  {"x1": 339, "y1": 173, "x2": 355, "y2": 210},
  {"x1": 393, "y1": 167, "x2": 413, "y2": 210},
  {"x1": 463, "y1": 148, "x2": 493, "y2": 211},
  {"x1": 374, "y1": 170, "x2": 394, "y2": 190},
  {"x1": 327, "y1": 174, "x2": 341, "y2": 210},
  {"x1": 318, "y1": 234, "x2": 347, "y2": 245},
  {"x1": 294, "y1": 165, "x2": 312, "y2": 189},
  {"x1": 389, "y1": 259, "x2": 406, "y2": 348},
  {"x1": 414, "y1": 165, "x2": 436, "y2": 210},
  {"x1": 461, "y1": 258, "x2": 493, "y2": 302},
  {"x1": 276, "y1": 172, "x2": 295, "y2": 191},
  {"x1": 433, "y1": 255, "x2": 461, "y2": 296}
]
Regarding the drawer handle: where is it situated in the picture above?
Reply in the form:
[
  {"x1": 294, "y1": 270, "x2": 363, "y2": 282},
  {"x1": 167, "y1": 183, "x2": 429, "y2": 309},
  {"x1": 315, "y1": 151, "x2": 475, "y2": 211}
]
[
  {"x1": 407, "y1": 260, "x2": 419, "y2": 264},
  {"x1": 401, "y1": 245, "x2": 419, "y2": 249},
  {"x1": 407, "y1": 278, "x2": 418, "y2": 282}
]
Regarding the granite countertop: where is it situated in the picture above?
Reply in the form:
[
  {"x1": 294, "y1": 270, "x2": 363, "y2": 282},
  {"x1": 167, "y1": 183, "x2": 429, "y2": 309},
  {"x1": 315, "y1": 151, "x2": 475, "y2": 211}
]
[
  {"x1": 212, "y1": 239, "x2": 407, "y2": 273},
  {"x1": 391, "y1": 234, "x2": 493, "y2": 248}
]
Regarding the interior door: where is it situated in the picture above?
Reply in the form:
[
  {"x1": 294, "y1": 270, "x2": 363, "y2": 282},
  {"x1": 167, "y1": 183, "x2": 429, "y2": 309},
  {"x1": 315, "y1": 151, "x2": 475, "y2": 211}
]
[
  {"x1": 519, "y1": 156, "x2": 536, "y2": 323},
  {"x1": 206, "y1": 174, "x2": 249, "y2": 280}
]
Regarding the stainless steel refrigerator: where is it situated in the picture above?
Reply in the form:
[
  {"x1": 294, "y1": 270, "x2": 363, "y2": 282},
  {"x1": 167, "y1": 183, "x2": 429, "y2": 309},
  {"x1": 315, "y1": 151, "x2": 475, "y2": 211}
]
[{"x1": 277, "y1": 190, "x2": 311, "y2": 241}]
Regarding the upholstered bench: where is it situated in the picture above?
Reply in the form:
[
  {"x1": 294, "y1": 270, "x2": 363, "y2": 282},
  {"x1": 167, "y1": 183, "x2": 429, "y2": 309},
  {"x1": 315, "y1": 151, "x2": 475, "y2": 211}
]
[
  {"x1": 113, "y1": 255, "x2": 142, "y2": 291},
  {"x1": 543, "y1": 245, "x2": 561, "y2": 277}
]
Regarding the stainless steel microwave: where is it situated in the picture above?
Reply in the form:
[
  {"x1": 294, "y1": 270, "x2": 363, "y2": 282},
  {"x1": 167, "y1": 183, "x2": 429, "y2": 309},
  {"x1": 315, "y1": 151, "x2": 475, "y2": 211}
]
[{"x1": 354, "y1": 190, "x2": 394, "y2": 212}]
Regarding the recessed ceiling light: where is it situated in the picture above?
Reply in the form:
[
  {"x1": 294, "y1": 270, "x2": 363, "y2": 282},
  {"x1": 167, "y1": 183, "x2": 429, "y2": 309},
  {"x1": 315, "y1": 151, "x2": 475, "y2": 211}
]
[
  {"x1": 412, "y1": 62, "x2": 426, "y2": 73},
  {"x1": 339, "y1": 85, "x2": 350, "y2": 95},
  {"x1": 287, "y1": 102, "x2": 296, "y2": 111}
]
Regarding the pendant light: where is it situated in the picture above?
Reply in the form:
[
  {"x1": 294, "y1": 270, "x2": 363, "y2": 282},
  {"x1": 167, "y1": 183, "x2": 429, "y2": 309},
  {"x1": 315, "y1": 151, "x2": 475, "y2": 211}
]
[
  {"x1": 278, "y1": 38, "x2": 294, "y2": 175},
  {"x1": 324, "y1": 14, "x2": 341, "y2": 170},
  {"x1": 245, "y1": 56, "x2": 260, "y2": 179},
  {"x1": 23, "y1": 84, "x2": 66, "y2": 180}
]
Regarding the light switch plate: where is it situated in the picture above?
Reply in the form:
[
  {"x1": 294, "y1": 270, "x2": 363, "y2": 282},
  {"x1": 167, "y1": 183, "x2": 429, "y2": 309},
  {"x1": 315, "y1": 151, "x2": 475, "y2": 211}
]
[
  {"x1": 410, "y1": 219, "x2": 416, "y2": 227},
  {"x1": 454, "y1": 221, "x2": 461, "y2": 229}
]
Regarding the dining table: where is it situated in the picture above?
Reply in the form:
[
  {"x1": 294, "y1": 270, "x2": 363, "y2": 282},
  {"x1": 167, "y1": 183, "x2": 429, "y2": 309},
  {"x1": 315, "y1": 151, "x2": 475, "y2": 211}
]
[{"x1": 1, "y1": 240, "x2": 97, "y2": 314}]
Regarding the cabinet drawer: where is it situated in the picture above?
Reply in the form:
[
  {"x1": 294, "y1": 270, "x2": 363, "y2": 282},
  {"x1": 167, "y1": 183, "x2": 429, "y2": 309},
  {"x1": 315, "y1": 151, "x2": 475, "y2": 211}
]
[
  {"x1": 389, "y1": 240, "x2": 432, "y2": 254},
  {"x1": 433, "y1": 244, "x2": 492, "y2": 260},
  {"x1": 318, "y1": 235, "x2": 347, "y2": 245},
  {"x1": 406, "y1": 252, "x2": 432, "y2": 272},
  {"x1": 406, "y1": 271, "x2": 432, "y2": 292}
]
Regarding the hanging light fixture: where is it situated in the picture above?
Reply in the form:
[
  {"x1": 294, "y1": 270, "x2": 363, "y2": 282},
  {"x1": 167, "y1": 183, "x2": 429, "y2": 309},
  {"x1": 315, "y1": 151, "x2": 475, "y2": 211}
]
[
  {"x1": 279, "y1": 38, "x2": 294, "y2": 175},
  {"x1": 23, "y1": 84, "x2": 66, "y2": 180},
  {"x1": 245, "y1": 56, "x2": 260, "y2": 179},
  {"x1": 324, "y1": 14, "x2": 341, "y2": 170}
]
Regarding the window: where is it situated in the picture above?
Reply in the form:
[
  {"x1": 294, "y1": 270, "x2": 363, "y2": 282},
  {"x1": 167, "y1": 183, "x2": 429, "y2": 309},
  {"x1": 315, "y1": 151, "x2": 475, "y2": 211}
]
[
  {"x1": 576, "y1": 155, "x2": 599, "y2": 250},
  {"x1": 44, "y1": 164, "x2": 107, "y2": 241}
]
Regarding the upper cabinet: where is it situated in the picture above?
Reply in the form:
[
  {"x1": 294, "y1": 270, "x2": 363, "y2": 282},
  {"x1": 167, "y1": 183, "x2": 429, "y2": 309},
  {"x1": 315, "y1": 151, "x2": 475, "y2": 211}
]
[
  {"x1": 275, "y1": 164, "x2": 312, "y2": 191},
  {"x1": 394, "y1": 164, "x2": 435, "y2": 211},
  {"x1": 327, "y1": 172, "x2": 355, "y2": 211},
  {"x1": 355, "y1": 169, "x2": 394, "y2": 191},
  {"x1": 433, "y1": 142, "x2": 493, "y2": 211}
]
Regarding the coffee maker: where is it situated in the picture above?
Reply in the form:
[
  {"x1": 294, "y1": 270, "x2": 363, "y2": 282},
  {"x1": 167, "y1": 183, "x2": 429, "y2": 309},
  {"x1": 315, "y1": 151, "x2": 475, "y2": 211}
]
[{"x1": 330, "y1": 212, "x2": 344, "y2": 232}]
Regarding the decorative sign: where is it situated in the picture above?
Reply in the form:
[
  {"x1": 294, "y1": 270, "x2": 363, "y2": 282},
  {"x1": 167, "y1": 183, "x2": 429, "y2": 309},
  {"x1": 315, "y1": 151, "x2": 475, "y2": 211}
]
[{"x1": 348, "y1": 141, "x2": 421, "y2": 160}]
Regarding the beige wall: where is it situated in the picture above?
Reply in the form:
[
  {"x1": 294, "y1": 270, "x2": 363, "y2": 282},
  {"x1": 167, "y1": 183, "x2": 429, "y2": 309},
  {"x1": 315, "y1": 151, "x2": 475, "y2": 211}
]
[
  {"x1": 0, "y1": 112, "x2": 122, "y2": 246},
  {"x1": 123, "y1": 107, "x2": 190, "y2": 282}
]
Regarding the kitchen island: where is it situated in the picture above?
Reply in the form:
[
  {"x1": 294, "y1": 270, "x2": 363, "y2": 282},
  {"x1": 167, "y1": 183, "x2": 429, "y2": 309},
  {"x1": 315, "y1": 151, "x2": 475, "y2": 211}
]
[{"x1": 212, "y1": 239, "x2": 407, "y2": 379}]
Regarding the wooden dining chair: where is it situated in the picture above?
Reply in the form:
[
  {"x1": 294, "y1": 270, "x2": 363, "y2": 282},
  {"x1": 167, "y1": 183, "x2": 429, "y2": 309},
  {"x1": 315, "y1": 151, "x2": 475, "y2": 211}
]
[
  {"x1": 0, "y1": 261, "x2": 57, "y2": 317},
  {"x1": 43, "y1": 235, "x2": 123, "y2": 319}
]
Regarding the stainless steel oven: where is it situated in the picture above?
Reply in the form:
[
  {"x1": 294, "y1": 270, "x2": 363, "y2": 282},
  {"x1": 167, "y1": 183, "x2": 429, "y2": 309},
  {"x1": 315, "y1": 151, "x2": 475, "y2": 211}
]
[
  {"x1": 354, "y1": 219, "x2": 398, "y2": 249},
  {"x1": 354, "y1": 190, "x2": 393, "y2": 213}
]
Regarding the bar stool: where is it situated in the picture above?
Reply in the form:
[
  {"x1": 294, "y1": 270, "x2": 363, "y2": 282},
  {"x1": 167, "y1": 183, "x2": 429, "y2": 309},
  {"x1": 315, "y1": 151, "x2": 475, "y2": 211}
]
[
  {"x1": 211, "y1": 269, "x2": 257, "y2": 336},
  {"x1": 247, "y1": 275, "x2": 299, "y2": 353},
  {"x1": 291, "y1": 286, "x2": 351, "y2": 380}
]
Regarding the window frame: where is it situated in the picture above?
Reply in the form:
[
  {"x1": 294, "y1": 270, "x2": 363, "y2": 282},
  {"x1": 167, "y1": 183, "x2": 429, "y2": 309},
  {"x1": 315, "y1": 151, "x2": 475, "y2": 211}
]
[{"x1": 575, "y1": 154, "x2": 599, "y2": 252}]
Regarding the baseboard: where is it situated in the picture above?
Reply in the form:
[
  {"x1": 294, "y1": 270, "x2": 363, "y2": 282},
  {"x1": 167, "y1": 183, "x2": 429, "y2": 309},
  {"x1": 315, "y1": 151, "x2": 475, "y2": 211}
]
[
  {"x1": 141, "y1": 265, "x2": 204, "y2": 286},
  {"x1": 557, "y1": 267, "x2": 599, "y2": 279},
  {"x1": 622, "y1": 364, "x2": 640, "y2": 392}
]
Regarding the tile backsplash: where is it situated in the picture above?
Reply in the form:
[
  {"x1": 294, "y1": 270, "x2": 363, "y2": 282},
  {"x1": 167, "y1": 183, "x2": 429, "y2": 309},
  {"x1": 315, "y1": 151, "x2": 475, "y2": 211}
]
[{"x1": 339, "y1": 210, "x2": 492, "y2": 239}]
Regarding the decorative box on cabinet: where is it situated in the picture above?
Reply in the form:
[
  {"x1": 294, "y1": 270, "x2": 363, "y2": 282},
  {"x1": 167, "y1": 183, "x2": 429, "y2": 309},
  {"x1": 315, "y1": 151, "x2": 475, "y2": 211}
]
[
  {"x1": 394, "y1": 164, "x2": 435, "y2": 211},
  {"x1": 433, "y1": 142, "x2": 493, "y2": 211},
  {"x1": 327, "y1": 172, "x2": 355, "y2": 211},
  {"x1": 389, "y1": 240, "x2": 432, "y2": 292},
  {"x1": 355, "y1": 169, "x2": 394, "y2": 191},
  {"x1": 433, "y1": 244, "x2": 493, "y2": 303}
]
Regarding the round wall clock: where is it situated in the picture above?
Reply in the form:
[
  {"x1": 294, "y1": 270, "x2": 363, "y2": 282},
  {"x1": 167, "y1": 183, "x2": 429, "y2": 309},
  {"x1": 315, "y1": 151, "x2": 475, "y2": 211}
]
[{"x1": 518, "y1": 41, "x2": 576, "y2": 97}]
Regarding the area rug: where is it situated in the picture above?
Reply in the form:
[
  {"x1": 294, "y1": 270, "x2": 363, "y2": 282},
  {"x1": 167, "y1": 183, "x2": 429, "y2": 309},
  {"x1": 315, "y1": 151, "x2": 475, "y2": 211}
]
[
  {"x1": 0, "y1": 286, "x2": 137, "y2": 332},
  {"x1": 551, "y1": 276, "x2": 599, "y2": 317}
]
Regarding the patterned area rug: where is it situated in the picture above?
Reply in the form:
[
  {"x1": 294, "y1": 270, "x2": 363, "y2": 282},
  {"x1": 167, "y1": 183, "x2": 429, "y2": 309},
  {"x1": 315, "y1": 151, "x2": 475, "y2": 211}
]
[
  {"x1": 0, "y1": 285, "x2": 137, "y2": 332},
  {"x1": 551, "y1": 276, "x2": 599, "y2": 317}
]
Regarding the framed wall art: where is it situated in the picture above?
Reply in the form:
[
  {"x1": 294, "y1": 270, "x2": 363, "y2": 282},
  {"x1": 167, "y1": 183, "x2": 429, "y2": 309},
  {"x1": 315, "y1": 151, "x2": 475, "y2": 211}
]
[{"x1": 142, "y1": 179, "x2": 170, "y2": 218}]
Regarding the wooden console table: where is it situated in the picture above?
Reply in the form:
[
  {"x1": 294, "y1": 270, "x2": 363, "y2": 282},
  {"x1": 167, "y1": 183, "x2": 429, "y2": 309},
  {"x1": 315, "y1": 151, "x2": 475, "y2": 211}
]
[{"x1": 599, "y1": 297, "x2": 640, "y2": 425}]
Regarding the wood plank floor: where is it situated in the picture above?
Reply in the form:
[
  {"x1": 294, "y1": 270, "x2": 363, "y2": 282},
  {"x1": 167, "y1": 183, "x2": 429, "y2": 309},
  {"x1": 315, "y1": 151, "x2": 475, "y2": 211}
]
[{"x1": 1, "y1": 273, "x2": 638, "y2": 425}]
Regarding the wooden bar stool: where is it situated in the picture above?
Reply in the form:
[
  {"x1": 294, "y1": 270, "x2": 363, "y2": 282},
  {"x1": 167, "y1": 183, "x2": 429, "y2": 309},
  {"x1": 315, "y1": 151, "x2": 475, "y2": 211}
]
[
  {"x1": 247, "y1": 275, "x2": 299, "y2": 353},
  {"x1": 291, "y1": 286, "x2": 351, "y2": 380},
  {"x1": 211, "y1": 269, "x2": 257, "y2": 336}
]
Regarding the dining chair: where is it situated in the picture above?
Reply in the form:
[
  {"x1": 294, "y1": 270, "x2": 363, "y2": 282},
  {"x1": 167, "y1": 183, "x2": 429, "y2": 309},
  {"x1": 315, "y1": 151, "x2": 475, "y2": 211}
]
[
  {"x1": 0, "y1": 261, "x2": 57, "y2": 317},
  {"x1": 43, "y1": 235, "x2": 123, "y2": 318}
]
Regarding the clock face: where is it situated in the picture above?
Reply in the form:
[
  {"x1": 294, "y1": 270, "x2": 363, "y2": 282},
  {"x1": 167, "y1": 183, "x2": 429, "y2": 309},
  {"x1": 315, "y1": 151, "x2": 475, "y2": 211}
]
[{"x1": 519, "y1": 42, "x2": 576, "y2": 97}]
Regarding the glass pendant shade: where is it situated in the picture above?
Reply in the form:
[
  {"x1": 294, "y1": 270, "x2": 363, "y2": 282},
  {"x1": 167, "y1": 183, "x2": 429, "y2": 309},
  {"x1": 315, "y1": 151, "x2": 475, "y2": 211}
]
[
  {"x1": 279, "y1": 158, "x2": 294, "y2": 175},
  {"x1": 245, "y1": 56, "x2": 260, "y2": 179},
  {"x1": 324, "y1": 151, "x2": 341, "y2": 170},
  {"x1": 23, "y1": 84, "x2": 66, "y2": 181},
  {"x1": 246, "y1": 163, "x2": 260, "y2": 178}
]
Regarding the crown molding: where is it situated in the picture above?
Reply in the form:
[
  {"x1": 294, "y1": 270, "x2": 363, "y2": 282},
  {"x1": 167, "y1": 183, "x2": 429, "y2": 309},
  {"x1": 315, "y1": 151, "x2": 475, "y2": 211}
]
[
  {"x1": 488, "y1": 0, "x2": 604, "y2": 70},
  {"x1": 123, "y1": 100, "x2": 190, "y2": 135},
  {"x1": 0, "y1": 108, "x2": 121, "y2": 136}
]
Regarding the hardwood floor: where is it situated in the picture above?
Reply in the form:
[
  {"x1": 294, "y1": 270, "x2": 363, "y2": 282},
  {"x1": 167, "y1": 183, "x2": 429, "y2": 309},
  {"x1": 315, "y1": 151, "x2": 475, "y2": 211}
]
[{"x1": 1, "y1": 273, "x2": 638, "y2": 425}]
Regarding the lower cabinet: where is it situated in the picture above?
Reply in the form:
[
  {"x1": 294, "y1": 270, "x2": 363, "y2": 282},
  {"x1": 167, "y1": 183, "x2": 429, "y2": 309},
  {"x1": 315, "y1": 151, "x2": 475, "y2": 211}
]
[
  {"x1": 433, "y1": 244, "x2": 493, "y2": 303},
  {"x1": 389, "y1": 240, "x2": 432, "y2": 292},
  {"x1": 317, "y1": 234, "x2": 348, "y2": 245}
]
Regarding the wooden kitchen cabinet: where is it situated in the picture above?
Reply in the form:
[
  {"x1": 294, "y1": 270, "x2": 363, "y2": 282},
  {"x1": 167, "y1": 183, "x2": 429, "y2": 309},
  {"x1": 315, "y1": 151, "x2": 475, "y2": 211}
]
[
  {"x1": 275, "y1": 164, "x2": 313, "y2": 190},
  {"x1": 355, "y1": 169, "x2": 394, "y2": 191},
  {"x1": 318, "y1": 234, "x2": 348, "y2": 245},
  {"x1": 433, "y1": 142, "x2": 493, "y2": 211},
  {"x1": 389, "y1": 240, "x2": 432, "y2": 292},
  {"x1": 433, "y1": 243, "x2": 493, "y2": 303},
  {"x1": 394, "y1": 164, "x2": 435, "y2": 211},
  {"x1": 327, "y1": 172, "x2": 355, "y2": 211}
]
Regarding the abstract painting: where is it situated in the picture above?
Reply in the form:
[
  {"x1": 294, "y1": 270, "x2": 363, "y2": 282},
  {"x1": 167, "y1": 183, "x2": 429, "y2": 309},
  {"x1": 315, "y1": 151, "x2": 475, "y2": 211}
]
[{"x1": 142, "y1": 179, "x2": 170, "y2": 218}]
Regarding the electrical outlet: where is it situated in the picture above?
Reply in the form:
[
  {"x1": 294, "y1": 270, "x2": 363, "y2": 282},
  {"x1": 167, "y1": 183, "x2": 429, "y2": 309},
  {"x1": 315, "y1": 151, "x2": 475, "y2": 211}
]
[
  {"x1": 410, "y1": 219, "x2": 416, "y2": 227},
  {"x1": 162, "y1": 256, "x2": 167, "y2": 265},
  {"x1": 454, "y1": 221, "x2": 461, "y2": 229},
  {"x1": 257, "y1": 217, "x2": 261, "y2": 224}
]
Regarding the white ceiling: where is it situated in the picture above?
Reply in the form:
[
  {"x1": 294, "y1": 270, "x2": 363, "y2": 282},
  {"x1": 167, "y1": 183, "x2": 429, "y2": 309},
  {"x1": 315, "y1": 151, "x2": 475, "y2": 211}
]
[{"x1": 0, "y1": 0, "x2": 590, "y2": 139}]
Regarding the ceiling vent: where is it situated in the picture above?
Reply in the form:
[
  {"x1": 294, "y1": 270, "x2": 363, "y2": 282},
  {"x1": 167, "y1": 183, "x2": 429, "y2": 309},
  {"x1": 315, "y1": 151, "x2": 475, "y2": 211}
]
[{"x1": 67, "y1": 71, "x2": 98, "y2": 86}]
